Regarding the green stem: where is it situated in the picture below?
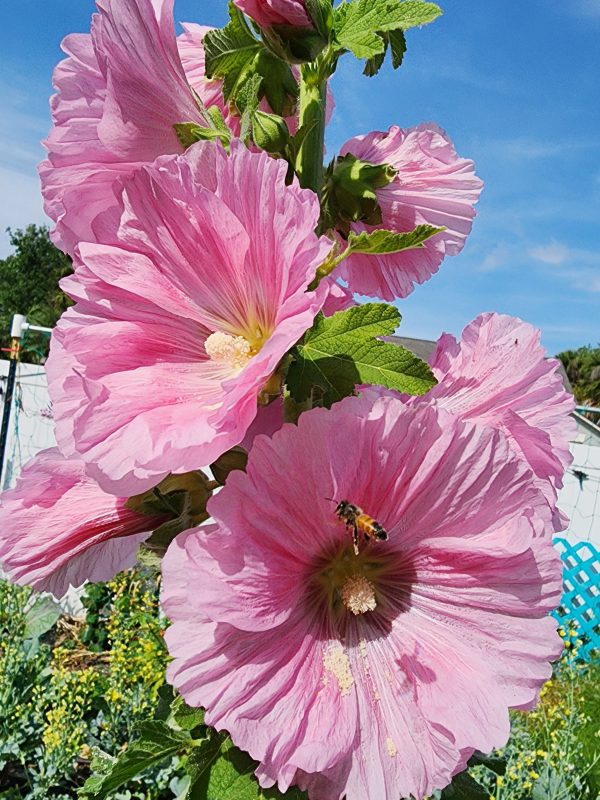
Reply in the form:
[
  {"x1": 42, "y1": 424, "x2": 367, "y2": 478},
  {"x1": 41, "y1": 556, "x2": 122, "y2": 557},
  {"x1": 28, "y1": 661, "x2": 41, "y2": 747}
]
[{"x1": 296, "y1": 63, "x2": 328, "y2": 196}]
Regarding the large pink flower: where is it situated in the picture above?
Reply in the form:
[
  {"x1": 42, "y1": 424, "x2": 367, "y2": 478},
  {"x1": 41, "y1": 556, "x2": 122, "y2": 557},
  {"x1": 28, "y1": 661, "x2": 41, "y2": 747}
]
[
  {"x1": 39, "y1": 0, "x2": 229, "y2": 255},
  {"x1": 162, "y1": 395, "x2": 563, "y2": 800},
  {"x1": 234, "y1": 0, "x2": 312, "y2": 29},
  {"x1": 338, "y1": 124, "x2": 483, "y2": 301},
  {"x1": 418, "y1": 313, "x2": 575, "y2": 501},
  {"x1": 47, "y1": 141, "x2": 331, "y2": 497},
  {"x1": 0, "y1": 449, "x2": 161, "y2": 598}
]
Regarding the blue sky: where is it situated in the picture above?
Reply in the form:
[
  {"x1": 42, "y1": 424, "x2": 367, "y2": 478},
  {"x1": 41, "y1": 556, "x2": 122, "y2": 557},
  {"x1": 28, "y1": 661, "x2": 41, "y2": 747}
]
[{"x1": 0, "y1": 0, "x2": 599, "y2": 354}]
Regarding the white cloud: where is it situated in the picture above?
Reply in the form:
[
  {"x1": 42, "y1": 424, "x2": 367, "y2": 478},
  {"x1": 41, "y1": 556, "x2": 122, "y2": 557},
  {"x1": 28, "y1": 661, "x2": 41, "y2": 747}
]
[
  {"x1": 478, "y1": 244, "x2": 512, "y2": 273},
  {"x1": 529, "y1": 240, "x2": 572, "y2": 265},
  {"x1": 474, "y1": 136, "x2": 600, "y2": 162}
]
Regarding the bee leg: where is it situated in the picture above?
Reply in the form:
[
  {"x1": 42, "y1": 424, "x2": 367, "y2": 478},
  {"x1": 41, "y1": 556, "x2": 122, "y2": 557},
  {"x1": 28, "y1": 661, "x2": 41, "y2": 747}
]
[{"x1": 352, "y1": 524, "x2": 359, "y2": 556}]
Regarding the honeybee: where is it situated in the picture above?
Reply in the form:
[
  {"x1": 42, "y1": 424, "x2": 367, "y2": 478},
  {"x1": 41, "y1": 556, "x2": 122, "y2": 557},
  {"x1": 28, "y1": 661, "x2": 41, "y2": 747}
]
[{"x1": 330, "y1": 499, "x2": 389, "y2": 555}]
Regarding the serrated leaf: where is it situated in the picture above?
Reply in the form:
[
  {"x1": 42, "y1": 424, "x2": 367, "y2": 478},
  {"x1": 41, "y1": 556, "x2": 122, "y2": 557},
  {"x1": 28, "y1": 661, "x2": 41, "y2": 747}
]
[
  {"x1": 335, "y1": 0, "x2": 441, "y2": 59},
  {"x1": 441, "y1": 772, "x2": 490, "y2": 799},
  {"x1": 254, "y1": 50, "x2": 298, "y2": 117},
  {"x1": 287, "y1": 304, "x2": 436, "y2": 405},
  {"x1": 236, "y1": 73, "x2": 262, "y2": 141},
  {"x1": 467, "y1": 751, "x2": 507, "y2": 776},
  {"x1": 80, "y1": 721, "x2": 190, "y2": 798},
  {"x1": 347, "y1": 224, "x2": 443, "y2": 255},
  {"x1": 204, "y1": 4, "x2": 262, "y2": 101},
  {"x1": 204, "y1": 4, "x2": 296, "y2": 116},
  {"x1": 389, "y1": 27, "x2": 407, "y2": 67},
  {"x1": 206, "y1": 738, "x2": 259, "y2": 800},
  {"x1": 172, "y1": 695, "x2": 206, "y2": 732}
]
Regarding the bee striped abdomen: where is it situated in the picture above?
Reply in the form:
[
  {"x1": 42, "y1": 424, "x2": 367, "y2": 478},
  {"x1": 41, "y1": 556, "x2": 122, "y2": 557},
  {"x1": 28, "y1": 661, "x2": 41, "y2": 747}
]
[{"x1": 357, "y1": 515, "x2": 388, "y2": 542}]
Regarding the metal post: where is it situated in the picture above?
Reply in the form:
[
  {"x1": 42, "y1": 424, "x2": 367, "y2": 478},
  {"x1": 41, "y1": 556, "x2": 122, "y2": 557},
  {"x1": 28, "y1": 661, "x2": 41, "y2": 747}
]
[{"x1": 0, "y1": 315, "x2": 25, "y2": 488}]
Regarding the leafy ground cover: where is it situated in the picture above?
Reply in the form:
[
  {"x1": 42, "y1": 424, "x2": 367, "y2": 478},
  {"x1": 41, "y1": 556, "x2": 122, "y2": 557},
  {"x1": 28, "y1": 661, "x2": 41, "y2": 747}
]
[{"x1": 1, "y1": 574, "x2": 598, "y2": 799}]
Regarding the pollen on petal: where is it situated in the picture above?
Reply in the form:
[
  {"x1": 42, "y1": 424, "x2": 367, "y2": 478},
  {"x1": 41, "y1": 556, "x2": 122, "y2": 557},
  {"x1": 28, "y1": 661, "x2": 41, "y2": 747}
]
[
  {"x1": 205, "y1": 331, "x2": 252, "y2": 371},
  {"x1": 323, "y1": 643, "x2": 354, "y2": 697},
  {"x1": 340, "y1": 574, "x2": 377, "y2": 615},
  {"x1": 386, "y1": 738, "x2": 398, "y2": 758}
]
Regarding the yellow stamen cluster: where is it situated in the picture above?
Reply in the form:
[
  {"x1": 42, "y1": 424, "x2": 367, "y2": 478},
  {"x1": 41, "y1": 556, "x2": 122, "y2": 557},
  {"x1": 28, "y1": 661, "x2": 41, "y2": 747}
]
[
  {"x1": 205, "y1": 331, "x2": 253, "y2": 371},
  {"x1": 340, "y1": 574, "x2": 377, "y2": 615}
]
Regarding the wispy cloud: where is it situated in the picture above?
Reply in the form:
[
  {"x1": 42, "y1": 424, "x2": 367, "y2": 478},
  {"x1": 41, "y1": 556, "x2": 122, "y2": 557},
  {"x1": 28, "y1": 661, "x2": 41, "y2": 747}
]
[
  {"x1": 473, "y1": 136, "x2": 600, "y2": 162},
  {"x1": 528, "y1": 240, "x2": 572, "y2": 266},
  {"x1": 477, "y1": 243, "x2": 513, "y2": 273},
  {"x1": 576, "y1": 0, "x2": 600, "y2": 18},
  {"x1": 529, "y1": 239, "x2": 600, "y2": 292}
]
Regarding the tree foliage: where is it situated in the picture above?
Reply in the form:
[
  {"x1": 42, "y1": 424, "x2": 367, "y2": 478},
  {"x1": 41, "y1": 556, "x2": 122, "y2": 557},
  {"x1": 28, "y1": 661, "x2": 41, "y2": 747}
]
[
  {"x1": 0, "y1": 225, "x2": 71, "y2": 363},
  {"x1": 558, "y1": 345, "x2": 600, "y2": 408}
]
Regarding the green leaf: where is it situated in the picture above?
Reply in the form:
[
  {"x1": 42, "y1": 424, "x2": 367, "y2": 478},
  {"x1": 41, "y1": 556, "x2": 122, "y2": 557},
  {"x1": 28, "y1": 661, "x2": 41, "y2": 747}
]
[
  {"x1": 24, "y1": 596, "x2": 61, "y2": 641},
  {"x1": 440, "y1": 772, "x2": 490, "y2": 799},
  {"x1": 334, "y1": 0, "x2": 441, "y2": 59},
  {"x1": 304, "y1": 0, "x2": 334, "y2": 38},
  {"x1": 80, "y1": 722, "x2": 190, "y2": 798},
  {"x1": 204, "y1": 4, "x2": 262, "y2": 101},
  {"x1": 236, "y1": 73, "x2": 263, "y2": 141},
  {"x1": 287, "y1": 304, "x2": 436, "y2": 405},
  {"x1": 347, "y1": 224, "x2": 444, "y2": 255},
  {"x1": 204, "y1": 4, "x2": 297, "y2": 116},
  {"x1": 467, "y1": 751, "x2": 507, "y2": 776},
  {"x1": 254, "y1": 50, "x2": 298, "y2": 117},
  {"x1": 363, "y1": 28, "x2": 407, "y2": 75},
  {"x1": 174, "y1": 123, "x2": 230, "y2": 149},
  {"x1": 389, "y1": 27, "x2": 407, "y2": 67},
  {"x1": 205, "y1": 737, "x2": 260, "y2": 800},
  {"x1": 185, "y1": 733, "x2": 309, "y2": 800},
  {"x1": 171, "y1": 695, "x2": 206, "y2": 732}
]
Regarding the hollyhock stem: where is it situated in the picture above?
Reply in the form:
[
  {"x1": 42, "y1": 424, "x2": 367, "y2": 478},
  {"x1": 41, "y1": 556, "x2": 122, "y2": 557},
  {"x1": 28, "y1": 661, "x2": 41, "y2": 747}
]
[{"x1": 296, "y1": 62, "x2": 329, "y2": 197}]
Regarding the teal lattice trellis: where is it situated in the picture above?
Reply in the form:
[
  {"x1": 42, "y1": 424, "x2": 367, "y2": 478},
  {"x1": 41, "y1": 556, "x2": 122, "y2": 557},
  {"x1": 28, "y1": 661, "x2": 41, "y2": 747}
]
[{"x1": 553, "y1": 537, "x2": 600, "y2": 661}]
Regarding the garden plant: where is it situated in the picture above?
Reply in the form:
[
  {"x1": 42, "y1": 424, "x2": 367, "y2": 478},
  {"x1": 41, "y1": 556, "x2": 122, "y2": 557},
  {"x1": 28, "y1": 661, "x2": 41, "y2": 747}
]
[{"x1": 0, "y1": 0, "x2": 584, "y2": 798}]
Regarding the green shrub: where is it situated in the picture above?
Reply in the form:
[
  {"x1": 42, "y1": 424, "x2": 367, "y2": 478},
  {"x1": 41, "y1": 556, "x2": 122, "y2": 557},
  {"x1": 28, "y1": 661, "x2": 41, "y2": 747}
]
[{"x1": 0, "y1": 571, "x2": 182, "y2": 799}]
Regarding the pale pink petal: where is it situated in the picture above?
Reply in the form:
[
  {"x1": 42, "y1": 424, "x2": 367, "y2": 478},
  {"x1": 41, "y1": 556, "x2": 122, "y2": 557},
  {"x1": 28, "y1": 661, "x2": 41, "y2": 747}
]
[
  {"x1": 0, "y1": 449, "x2": 158, "y2": 598},
  {"x1": 48, "y1": 141, "x2": 330, "y2": 496},
  {"x1": 162, "y1": 395, "x2": 562, "y2": 799},
  {"x1": 234, "y1": 0, "x2": 312, "y2": 29},
  {"x1": 321, "y1": 279, "x2": 356, "y2": 315},
  {"x1": 425, "y1": 313, "x2": 576, "y2": 496},
  {"x1": 338, "y1": 124, "x2": 483, "y2": 301},
  {"x1": 39, "y1": 1, "x2": 210, "y2": 255}
]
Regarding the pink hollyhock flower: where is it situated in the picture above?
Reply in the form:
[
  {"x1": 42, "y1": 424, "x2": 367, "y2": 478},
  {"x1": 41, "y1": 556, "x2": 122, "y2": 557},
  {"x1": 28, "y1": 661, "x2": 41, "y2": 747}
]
[
  {"x1": 338, "y1": 124, "x2": 483, "y2": 301},
  {"x1": 321, "y1": 279, "x2": 356, "y2": 315},
  {"x1": 420, "y1": 313, "x2": 575, "y2": 501},
  {"x1": 47, "y1": 141, "x2": 331, "y2": 497},
  {"x1": 39, "y1": 0, "x2": 229, "y2": 255},
  {"x1": 0, "y1": 449, "x2": 161, "y2": 598},
  {"x1": 162, "y1": 395, "x2": 563, "y2": 800},
  {"x1": 234, "y1": 0, "x2": 312, "y2": 29}
]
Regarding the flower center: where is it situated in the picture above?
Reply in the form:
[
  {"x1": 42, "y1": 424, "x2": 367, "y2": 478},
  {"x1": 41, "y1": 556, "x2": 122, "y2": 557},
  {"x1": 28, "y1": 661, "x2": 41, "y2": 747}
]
[
  {"x1": 315, "y1": 546, "x2": 384, "y2": 617},
  {"x1": 205, "y1": 331, "x2": 253, "y2": 371},
  {"x1": 340, "y1": 574, "x2": 377, "y2": 615}
]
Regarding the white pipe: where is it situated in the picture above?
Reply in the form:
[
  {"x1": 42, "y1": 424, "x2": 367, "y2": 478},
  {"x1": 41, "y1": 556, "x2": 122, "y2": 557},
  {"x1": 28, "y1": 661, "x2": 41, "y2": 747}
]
[
  {"x1": 23, "y1": 323, "x2": 53, "y2": 335},
  {"x1": 10, "y1": 314, "x2": 27, "y2": 339}
]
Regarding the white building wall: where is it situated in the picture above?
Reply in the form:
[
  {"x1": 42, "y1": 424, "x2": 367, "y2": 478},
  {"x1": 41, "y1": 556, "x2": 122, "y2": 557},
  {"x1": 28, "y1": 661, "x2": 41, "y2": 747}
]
[
  {"x1": 0, "y1": 359, "x2": 56, "y2": 490},
  {"x1": 558, "y1": 440, "x2": 600, "y2": 550}
]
